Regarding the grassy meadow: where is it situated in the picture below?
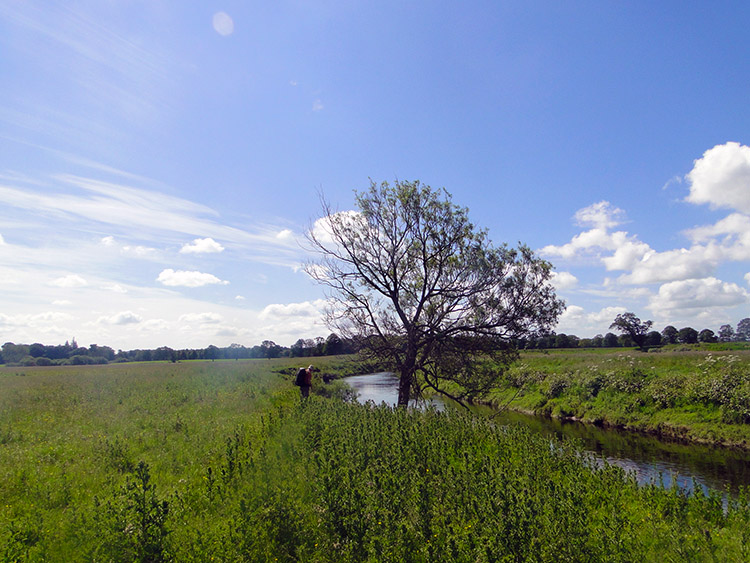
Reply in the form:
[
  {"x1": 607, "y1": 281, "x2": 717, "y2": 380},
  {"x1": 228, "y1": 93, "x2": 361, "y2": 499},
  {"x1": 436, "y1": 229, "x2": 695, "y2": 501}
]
[
  {"x1": 481, "y1": 345, "x2": 750, "y2": 448},
  {"x1": 3, "y1": 353, "x2": 750, "y2": 561}
]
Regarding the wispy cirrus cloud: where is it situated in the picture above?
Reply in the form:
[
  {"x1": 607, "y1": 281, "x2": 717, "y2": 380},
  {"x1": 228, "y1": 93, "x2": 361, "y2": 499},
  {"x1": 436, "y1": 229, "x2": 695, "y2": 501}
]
[{"x1": 0, "y1": 167, "x2": 304, "y2": 267}]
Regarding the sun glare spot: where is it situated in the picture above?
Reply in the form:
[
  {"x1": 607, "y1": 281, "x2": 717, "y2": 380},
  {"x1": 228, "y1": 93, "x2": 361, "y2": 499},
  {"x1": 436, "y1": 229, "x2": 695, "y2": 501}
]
[{"x1": 213, "y1": 12, "x2": 234, "y2": 36}]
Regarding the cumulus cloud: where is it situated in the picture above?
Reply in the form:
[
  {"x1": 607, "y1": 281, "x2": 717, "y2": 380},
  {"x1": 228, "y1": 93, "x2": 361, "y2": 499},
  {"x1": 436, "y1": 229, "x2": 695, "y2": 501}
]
[
  {"x1": 276, "y1": 229, "x2": 294, "y2": 241},
  {"x1": 98, "y1": 311, "x2": 142, "y2": 325},
  {"x1": 156, "y1": 269, "x2": 229, "y2": 288},
  {"x1": 648, "y1": 277, "x2": 749, "y2": 317},
  {"x1": 685, "y1": 142, "x2": 750, "y2": 213},
  {"x1": 309, "y1": 211, "x2": 362, "y2": 247},
  {"x1": 51, "y1": 274, "x2": 88, "y2": 287},
  {"x1": 180, "y1": 237, "x2": 224, "y2": 254},
  {"x1": 615, "y1": 245, "x2": 723, "y2": 285},
  {"x1": 0, "y1": 234, "x2": 6, "y2": 245},
  {"x1": 541, "y1": 201, "x2": 638, "y2": 260},
  {"x1": 178, "y1": 312, "x2": 224, "y2": 324},
  {"x1": 574, "y1": 201, "x2": 625, "y2": 229},
  {"x1": 746, "y1": 273, "x2": 750, "y2": 286},
  {"x1": 551, "y1": 271, "x2": 578, "y2": 291},
  {"x1": 258, "y1": 299, "x2": 328, "y2": 321},
  {"x1": 100, "y1": 236, "x2": 115, "y2": 246}
]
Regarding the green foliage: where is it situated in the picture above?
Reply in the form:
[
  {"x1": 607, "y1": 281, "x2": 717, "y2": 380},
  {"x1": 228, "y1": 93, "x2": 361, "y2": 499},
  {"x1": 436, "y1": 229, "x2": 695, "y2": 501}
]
[
  {"x1": 482, "y1": 348, "x2": 750, "y2": 446},
  {"x1": 3, "y1": 356, "x2": 750, "y2": 561},
  {"x1": 93, "y1": 461, "x2": 170, "y2": 562}
]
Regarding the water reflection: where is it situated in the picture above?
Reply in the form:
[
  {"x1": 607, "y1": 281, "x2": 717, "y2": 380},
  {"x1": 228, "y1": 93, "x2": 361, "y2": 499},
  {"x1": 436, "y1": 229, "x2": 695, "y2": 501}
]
[{"x1": 344, "y1": 372, "x2": 750, "y2": 495}]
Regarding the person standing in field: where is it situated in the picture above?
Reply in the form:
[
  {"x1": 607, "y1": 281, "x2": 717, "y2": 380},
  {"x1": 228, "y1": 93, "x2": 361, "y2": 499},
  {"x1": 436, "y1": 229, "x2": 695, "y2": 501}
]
[{"x1": 296, "y1": 364, "x2": 314, "y2": 398}]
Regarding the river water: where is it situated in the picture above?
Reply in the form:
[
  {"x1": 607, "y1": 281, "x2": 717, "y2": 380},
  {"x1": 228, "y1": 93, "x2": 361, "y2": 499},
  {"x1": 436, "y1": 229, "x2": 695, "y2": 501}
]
[{"x1": 344, "y1": 372, "x2": 750, "y2": 495}]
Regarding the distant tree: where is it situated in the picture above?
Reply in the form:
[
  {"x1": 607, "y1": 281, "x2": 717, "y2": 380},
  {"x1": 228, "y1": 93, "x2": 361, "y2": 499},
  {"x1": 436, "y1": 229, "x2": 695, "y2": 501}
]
[
  {"x1": 609, "y1": 312, "x2": 653, "y2": 351},
  {"x1": 290, "y1": 339, "x2": 305, "y2": 358},
  {"x1": 29, "y1": 343, "x2": 47, "y2": 358},
  {"x1": 677, "y1": 327, "x2": 699, "y2": 344},
  {"x1": 718, "y1": 324, "x2": 735, "y2": 342},
  {"x1": 737, "y1": 318, "x2": 750, "y2": 342},
  {"x1": 324, "y1": 333, "x2": 344, "y2": 356},
  {"x1": 591, "y1": 334, "x2": 604, "y2": 348},
  {"x1": 555, "y1": 334, "x2": 571, "y2": 348},
  {"x1": 698, "y1": 329, "x2": 718, "y2": 343},
  {"x1": 204, "y1": 345, "x2": 220, "y2": 361},
  {"x1": 153, "y1": 347, "x2": 176, "y2": 362},
  {"x1": 1, "y1": 342, "x2": 29, "y2": 364},
  {"x1": 603, "y1": 332, "x2": 619, "y2": 347},
  {"x1": 661, "y1": 325, "x2": 678, "y2": 345},
  {"x1": 645, "y1": 331, "x2": 663, "y2": 347},
  {"x1": 306, "y1": 179, "x2": 564, "y2": 406},
  {"x1": 260, "y1": 340, "x2": 282, "y2": 359}
]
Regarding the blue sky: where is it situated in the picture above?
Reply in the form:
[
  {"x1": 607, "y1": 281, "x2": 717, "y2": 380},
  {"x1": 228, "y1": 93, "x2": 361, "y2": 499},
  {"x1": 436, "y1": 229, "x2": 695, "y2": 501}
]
[{"x1": 1, "y1": 1, "x2": 749, "y2": 349}]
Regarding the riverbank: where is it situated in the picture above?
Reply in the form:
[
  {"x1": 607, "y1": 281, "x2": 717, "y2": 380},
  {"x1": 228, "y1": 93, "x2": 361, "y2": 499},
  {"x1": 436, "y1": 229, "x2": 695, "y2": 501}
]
[{"x1": 475, "y1": 346, "x2": 750, "y2": 450}]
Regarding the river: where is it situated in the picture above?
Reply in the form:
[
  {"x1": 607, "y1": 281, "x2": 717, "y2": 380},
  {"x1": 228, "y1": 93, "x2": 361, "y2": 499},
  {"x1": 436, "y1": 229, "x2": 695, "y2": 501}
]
[{"x1": 344, "y1": 372, "x2": 750, "y2": 496}]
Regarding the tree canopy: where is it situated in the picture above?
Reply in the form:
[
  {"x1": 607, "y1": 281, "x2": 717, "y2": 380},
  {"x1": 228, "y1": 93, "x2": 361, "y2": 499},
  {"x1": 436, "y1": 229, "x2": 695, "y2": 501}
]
[
  {"x1": 609, "y1": 313, "x2": 653, "y2": 351},
  {"x1": 306, "y1": 180, "x2": 564, "y2": 406}
]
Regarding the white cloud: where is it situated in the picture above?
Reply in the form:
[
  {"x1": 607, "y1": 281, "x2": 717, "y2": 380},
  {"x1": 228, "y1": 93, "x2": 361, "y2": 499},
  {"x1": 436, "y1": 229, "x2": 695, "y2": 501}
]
[
  {"x1": 259, "y1": 299, "x2": 328, "y2": 321},
  {"x1": 648, "y1": 277, "x2": 749, "y2": 317},
  {"x1": 685, "y1": 142, "x2": 750, "y2": 213},
  {"x1": 540, "y1": 202, "x2": 637, "y2": 260},
  {"x1": 746, "y1": 273, "x2": 750, "y2": 286},
  {"x1": 98, "y1": 311, "x2": 142, "y2": 325},
  {"x1": 276, "y1": 229, "x2": 294, "y2": 241},
  {"x1": 310, "y1": 211, "x2": 362, "y2": 247},
  {"x1": 0, "y1": 234, "x2": 6, "y2": 245},
  {"x1": 100, "y1": 236, "x2": 115, "y2": 246},
  {"x1": 52, "y1": 300, "x2": 72, "y2": 306},
  {"x1": 178, "y1": 312, "x2": 224, "y2": 325},
  {"x1": 574, "y1": 201, "x2": 625, "y2": 229},
  {"x1": 102, "y1": 283, "x2": 128, "y2": 294},
  {"x1": 180, "y1": 237, "x2": 224, "y2": 254},
  {"x1": 122, "y1": 245, "x2": 158, "y2": 258},
  {"x1": 235, "y1": 295, "x2": 246, "y2": 300},
  {"x1": 615, "y1": 245, "x2": 722, "y2": 285},
  {"x1": 156, "y1": 269, "x2": 229, "y2": 288},
  {"x1": 551, "y1": 271, "x2": 578, "y2": 291},
  {"x1": 556, "y1": 304, "x2": 627, "y2": 335},
  {"x1": 51, "y1": 274, "x2": 88, "y2": 287},
  {"x1": 313, "y1": 99, "x2": 324, "y2": 112}
]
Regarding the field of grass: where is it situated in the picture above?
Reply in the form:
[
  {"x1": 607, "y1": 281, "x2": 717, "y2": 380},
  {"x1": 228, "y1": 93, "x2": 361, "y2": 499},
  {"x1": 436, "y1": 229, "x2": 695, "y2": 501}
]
[
  {"x1": 479, "y1": 345, "x2": 750, "y2": 448},
  {"x1": 4, "y1": 355, "x2": 750, "y2": 561}
]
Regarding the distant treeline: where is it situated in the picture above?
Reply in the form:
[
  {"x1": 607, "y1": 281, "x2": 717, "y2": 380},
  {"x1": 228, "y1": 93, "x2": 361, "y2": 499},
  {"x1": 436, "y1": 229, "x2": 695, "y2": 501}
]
[
  {"x1": 523, "y1": 319, "x2": 750, "y2": 350},
  {"x1": 4, "y1": 318, "x2": 750, "y2": 366},
  {"x1": 0, "y1": 334, "x2": 356, "y2": 367}
]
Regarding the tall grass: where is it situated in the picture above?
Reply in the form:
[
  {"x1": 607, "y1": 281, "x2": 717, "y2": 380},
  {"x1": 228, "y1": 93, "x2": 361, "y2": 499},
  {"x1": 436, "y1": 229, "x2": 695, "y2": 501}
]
[
  {"x1": 3, "y1": 356, "x2": 750, "y2": 561},
  {"x1": 479, "y1": 348, "x2": 750, "y2": 447}
]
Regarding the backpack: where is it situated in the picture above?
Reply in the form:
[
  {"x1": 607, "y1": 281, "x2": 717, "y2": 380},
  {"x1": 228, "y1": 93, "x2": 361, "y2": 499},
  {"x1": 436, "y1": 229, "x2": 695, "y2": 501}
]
[{"x1": 294, "y1": 368, "x2": 306, "y2": 386}]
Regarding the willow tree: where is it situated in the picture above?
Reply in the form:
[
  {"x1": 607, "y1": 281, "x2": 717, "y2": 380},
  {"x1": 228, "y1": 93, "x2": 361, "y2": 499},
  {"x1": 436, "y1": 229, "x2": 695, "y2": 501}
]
[{"x1": 306, "y1": 180, "x2": 564, "y2": 407}]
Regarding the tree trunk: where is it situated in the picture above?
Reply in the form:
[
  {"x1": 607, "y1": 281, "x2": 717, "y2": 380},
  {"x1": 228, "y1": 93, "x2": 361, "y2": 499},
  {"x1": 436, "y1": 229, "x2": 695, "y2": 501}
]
[{"x1": 397, "y1": 370, "x2": 411, "y2": 406}]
